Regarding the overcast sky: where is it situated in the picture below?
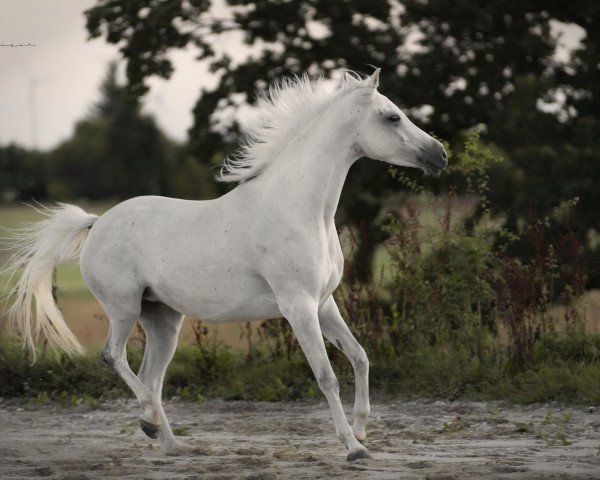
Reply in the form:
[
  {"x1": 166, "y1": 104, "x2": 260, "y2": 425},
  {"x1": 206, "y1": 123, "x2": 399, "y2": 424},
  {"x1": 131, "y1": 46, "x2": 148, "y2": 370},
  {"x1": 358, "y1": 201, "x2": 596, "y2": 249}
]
[
  {"x1": 0, "y1": 1, "x2": 585, "y2": 151},
  {"x1": 0, "y1": 0, "x2": 225, "y2": 150}
]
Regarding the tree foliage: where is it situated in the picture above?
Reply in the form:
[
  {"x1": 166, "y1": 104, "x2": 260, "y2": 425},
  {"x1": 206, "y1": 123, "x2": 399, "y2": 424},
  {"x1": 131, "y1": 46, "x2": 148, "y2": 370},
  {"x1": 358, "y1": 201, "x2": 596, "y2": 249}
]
[
  {"x1": 50, "y1": 63, "x2": 170, "y2": 200},
  {"x1": 86, "y1": 0, "x2": 214, "y2": 97},
  {"x1": 0, "y1": 145, "x2": 47, "y2": 202}
]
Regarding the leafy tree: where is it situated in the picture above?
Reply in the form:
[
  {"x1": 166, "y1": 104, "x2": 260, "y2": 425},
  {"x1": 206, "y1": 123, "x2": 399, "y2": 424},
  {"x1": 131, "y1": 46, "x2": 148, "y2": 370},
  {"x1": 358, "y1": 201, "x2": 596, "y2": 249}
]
[
  {"x1": 0, "y1": 144, "x2": 48, "y2": 202},
  {"x1": 49, "y1": 117, "x2": 110, "y2": 199},
  {"x1": 50, "y1": 63, "x2": 172, "y2": 200},
  {"x1": 85, "y1": 0, "x2": 215, "y2": 98},
  {"x1": 553, "y1": 2, "x2": 600, "y2": 253},
  {"x1": 399, "y1": 1, "x2": 557, "y2": 137}
]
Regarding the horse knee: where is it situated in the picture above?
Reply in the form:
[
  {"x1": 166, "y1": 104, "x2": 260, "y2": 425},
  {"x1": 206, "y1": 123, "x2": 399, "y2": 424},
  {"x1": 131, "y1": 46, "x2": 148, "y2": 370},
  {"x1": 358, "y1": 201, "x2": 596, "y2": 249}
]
[
  {"x1": 317, "y1": 371, "x2": 339, "y2": 395},
  {"x1": 354, "y1": 346, "x2": 369, "y2": 373}
]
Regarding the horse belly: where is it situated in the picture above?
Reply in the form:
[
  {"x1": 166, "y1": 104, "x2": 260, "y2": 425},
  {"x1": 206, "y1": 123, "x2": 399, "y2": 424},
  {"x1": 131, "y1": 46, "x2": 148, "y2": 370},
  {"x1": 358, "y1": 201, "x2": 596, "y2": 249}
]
[{"x1": 152, "y1": 268, "x2": 281, "y2": 323}]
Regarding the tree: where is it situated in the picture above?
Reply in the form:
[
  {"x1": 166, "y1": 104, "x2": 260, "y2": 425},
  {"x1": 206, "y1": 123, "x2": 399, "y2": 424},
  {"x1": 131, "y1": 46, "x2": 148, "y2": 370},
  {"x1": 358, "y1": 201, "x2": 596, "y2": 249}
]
[
  {"x1": 399, "y1": 1, "x2": 557, "y2": 137},
  {"x1": 50, "y1": 63, "x2": 171, "y2": 200},
  {"x1": 0, "y1": 144, "x2": 47, "y2": 202}
]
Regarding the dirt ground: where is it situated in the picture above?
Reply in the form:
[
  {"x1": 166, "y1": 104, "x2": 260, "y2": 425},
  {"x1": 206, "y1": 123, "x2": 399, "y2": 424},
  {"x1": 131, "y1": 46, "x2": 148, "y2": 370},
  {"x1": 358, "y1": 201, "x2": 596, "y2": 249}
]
[{"x1": 0, "y1": 397, "x2": 599, "y2": 480}]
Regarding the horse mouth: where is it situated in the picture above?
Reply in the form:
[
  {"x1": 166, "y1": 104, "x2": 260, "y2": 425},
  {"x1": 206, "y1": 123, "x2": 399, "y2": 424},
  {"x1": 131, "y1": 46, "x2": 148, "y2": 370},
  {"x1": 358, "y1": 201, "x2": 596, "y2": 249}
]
[{"x1": 421, "y1": 157, "x2": 447, "y2": 176}]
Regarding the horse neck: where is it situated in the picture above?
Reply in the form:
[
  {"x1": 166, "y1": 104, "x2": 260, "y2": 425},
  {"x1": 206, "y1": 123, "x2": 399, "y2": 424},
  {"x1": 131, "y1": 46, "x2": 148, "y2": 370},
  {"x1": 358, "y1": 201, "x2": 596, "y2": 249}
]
[{"x1": 258, "y1": 97, "x2": 362, "y2": 226}]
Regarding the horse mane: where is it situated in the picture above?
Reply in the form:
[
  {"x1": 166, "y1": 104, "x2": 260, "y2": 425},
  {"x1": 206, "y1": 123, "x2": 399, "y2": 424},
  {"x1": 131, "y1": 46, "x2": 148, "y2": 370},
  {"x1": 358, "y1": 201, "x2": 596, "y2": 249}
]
[{"x1": 216, "y1": 71, "x2": 372, "y2": 183}]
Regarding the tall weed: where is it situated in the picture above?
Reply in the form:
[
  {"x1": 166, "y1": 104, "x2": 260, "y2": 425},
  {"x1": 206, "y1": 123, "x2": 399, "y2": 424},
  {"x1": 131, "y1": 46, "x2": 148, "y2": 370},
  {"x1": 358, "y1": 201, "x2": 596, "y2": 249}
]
[{"x1": 337, "y1": 128, "x2": 593, "y2": 373}]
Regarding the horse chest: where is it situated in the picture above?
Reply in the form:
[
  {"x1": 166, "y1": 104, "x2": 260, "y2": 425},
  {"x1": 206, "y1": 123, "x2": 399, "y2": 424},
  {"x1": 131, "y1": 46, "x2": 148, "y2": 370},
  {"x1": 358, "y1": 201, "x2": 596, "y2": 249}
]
[
  {"x1": 320, "y1": 232, "x2": 344, "y2": 301},
  {"x1": 261, "y1": 223, "x2": 343, "y2": 304}
]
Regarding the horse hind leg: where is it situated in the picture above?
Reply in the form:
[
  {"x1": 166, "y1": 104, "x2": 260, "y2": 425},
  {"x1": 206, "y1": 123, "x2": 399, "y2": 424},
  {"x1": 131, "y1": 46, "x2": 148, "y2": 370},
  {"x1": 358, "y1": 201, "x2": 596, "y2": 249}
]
[
  {"x1": 137, "y1": 301, "x2": 186, "y2": 455},
  {"x1": 100, "y1": 303, "x2": 158, "y2": 436}
]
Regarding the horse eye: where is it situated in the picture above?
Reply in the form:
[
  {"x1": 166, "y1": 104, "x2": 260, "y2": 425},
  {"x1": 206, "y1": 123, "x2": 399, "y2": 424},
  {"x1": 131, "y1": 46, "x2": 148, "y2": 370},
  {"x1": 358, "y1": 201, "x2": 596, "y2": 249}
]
[{"x1": 388, "y1": 115, "x2": 400, "y2": 123}]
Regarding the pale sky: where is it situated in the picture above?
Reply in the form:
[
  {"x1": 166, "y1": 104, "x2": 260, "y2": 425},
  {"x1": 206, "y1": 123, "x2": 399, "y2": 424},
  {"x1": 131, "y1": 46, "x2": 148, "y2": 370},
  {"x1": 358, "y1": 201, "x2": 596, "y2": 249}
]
[
  {"x1": 0, "y1": 1, "x2": 585, "y2": 151},
  {"x1": 0, "y1": 0, "x2": 230, "y2": 150}
]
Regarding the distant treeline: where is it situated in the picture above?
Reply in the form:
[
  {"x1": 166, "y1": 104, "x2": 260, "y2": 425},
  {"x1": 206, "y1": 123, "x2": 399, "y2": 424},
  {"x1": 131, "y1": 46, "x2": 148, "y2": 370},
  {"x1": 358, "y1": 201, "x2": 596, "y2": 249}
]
[{"x1": 0, "y1": 65, "x2": 219, "y2": 205}]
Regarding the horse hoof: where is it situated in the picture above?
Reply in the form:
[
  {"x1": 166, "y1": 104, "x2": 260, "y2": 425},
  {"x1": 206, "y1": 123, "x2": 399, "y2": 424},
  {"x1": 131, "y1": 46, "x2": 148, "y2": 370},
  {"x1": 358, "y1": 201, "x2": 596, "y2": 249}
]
[
  {"x1": 164, "y1": 442, "x2": 212, "y2": 457},
  {"x1": 346, "y1": 447, "x2": 372, "y2": 462},
  {"x1": 140, "y1": 418, "x2": 160, "y2": 439},
  {"x1": 164, "y1": 442, "x2": 193, "y2": 456}
]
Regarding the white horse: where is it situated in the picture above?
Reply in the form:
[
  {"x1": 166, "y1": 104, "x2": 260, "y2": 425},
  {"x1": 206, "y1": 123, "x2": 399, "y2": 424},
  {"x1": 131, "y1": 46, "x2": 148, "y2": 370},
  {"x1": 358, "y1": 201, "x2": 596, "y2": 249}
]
[{"x1": 3, "y1": 69, "x2": 447, "y2": 461}]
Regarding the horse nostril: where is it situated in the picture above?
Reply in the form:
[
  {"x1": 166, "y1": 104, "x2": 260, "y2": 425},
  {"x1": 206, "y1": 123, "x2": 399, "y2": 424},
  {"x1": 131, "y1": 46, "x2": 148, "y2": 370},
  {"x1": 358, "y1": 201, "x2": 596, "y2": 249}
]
[{"x1": 440, "y1": 148, "x2": 448, "y2": 167}]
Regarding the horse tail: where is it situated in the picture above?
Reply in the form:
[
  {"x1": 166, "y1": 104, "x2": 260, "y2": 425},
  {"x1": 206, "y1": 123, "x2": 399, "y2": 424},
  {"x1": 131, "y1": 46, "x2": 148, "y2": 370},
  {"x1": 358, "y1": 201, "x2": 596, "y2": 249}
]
[{"x1": 1, "y1": 203, "x2": 98, "y2": 360}]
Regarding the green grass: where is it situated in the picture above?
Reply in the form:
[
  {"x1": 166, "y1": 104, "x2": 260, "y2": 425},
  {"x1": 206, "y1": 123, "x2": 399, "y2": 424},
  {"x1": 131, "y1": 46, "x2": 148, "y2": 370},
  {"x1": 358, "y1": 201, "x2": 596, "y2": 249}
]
[
  {"x1": 0, "y1": 263, "x2": 91, "y2": 299},
  {"x1": 54, "y1": 264, "x2": 93, "y2": 297},
  {"x1": 1, "y1": 338, "x2": 599, "y2": 405},
  {"x1": 0, "y1": 202, "x2": 115, "y2": 299}
]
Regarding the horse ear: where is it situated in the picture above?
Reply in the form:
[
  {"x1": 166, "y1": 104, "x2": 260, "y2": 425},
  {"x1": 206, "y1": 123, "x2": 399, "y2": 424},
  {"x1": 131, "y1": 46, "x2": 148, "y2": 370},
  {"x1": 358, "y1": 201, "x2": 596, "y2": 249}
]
[
  {"x1": 369, "y1": 68, "x2": 381, "y2": 92},
  {"x1": 337, "y1": 71, "x2": 355, "y2": 89},
  {"x1": 342, "y1": 71, "x2": 354, "y2": 84}
]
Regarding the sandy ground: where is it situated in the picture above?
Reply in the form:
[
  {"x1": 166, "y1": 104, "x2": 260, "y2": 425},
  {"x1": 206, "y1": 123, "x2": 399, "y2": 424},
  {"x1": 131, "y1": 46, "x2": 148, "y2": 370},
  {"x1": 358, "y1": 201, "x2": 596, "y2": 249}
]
[{"x1": 0, "y1": 397, "x2": 599, "y2": 479}]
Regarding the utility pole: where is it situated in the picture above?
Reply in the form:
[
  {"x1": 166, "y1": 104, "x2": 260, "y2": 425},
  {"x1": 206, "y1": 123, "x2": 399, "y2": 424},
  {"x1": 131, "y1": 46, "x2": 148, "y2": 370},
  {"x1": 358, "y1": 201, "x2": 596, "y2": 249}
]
[{"x1": 28, "y1": 77, "x2": 38, "y2": 148}]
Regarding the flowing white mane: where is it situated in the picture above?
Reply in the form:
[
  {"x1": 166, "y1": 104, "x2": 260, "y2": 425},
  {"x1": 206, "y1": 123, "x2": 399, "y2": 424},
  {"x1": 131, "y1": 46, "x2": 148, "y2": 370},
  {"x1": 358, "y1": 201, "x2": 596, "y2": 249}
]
[{"x1": 216, "y1": 72, "x2": 372, "y2": 183}]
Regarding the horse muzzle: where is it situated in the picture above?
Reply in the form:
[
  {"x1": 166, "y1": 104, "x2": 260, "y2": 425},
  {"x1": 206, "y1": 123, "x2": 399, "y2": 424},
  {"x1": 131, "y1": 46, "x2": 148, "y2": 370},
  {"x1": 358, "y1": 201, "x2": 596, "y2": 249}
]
[{"x1": 420, "y1": 144, "x2": 448, "y2": 175}]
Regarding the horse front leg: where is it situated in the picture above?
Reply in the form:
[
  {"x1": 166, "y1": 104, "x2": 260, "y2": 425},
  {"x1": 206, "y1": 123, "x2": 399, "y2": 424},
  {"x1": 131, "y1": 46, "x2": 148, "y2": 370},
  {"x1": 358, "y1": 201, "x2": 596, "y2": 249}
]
[
  {"x1": 318, "y1": 296, "x2": 370, "y2": 442},
  {"x1": 280, "y1": 296, "x2": 371, "y2": 461},
  {"x1": 99, "y1": 306, "x2": 158, "y2": 438}
]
